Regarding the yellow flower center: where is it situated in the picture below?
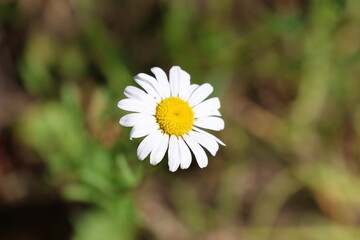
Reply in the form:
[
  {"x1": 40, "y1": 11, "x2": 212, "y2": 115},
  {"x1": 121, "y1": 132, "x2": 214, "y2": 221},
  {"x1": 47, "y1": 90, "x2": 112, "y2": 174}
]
[{"x1": 155, "y1": 97, "x2": 194, "y2": 136}]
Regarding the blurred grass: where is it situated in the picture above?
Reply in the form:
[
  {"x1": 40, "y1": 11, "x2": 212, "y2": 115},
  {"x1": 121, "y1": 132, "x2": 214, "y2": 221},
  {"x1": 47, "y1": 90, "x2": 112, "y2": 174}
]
[{"x1": 1, "y1": 0, "x2": 360, "y2": 239}]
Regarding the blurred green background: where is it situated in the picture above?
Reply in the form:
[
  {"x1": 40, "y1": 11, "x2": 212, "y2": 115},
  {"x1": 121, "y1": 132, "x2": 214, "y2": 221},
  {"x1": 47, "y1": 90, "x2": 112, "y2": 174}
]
[{"x1": 1, "y1": 0, "x2": 360, "y2": 239}]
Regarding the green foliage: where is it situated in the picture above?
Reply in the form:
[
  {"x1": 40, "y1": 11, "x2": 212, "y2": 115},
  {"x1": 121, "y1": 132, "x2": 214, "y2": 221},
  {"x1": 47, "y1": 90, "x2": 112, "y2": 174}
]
[
  {"x1": 19, "y1": 32, "x2": 56, "y2": 96},
  {"x1": 20, "y1": 84, "x2": 141, "y2": 240}
]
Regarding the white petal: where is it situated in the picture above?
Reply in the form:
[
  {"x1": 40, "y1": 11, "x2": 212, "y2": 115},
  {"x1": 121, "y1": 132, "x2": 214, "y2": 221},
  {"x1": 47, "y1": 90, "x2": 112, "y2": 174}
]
[
  {"x1": 188, "y1": 83, "x2": 214, "y2": 107},
  {"x1": 119, "y1": 113, "x2": 156, "y2": 127},
  {"x1": 183, "y1": 84, "x2": 199, "y2": 101},
  {"x1": 137, "y1": 130, "x2": 162, "y2": 160},
  {"x1": 169, "y1": 66, "x2": 181, "y2": 97},
  {"x1": 195, "y1": 109, "x2": 221, "y2": 118},
  {"x1": 195, "y1": 117, "x2": 224, "y2": 131},
  {"x1": 124, "y1": 86, "x2": 154, "y2": 102},
  {"x1": 183, "y1": 134, "x2": 208, "y2": 168},
  {"x1": 117, "y1": 99, "x2": 155, "y2": 115},
  {"x1": 193, "y1": 97, "x2": 221, "y2": 118},
  {"x1": 137, "y1": 73, "x2": 168, "y2": 99},
  {"x1": 150, "y1": 133, "x2": 169, "y2": 165},
  {"x1": 193, "y1": 126, "x2": 226, "y2": 146},
  {"x1": 189, "y1": 131, "x2": 219, "y2": 156},
  {"x1": 178, "y1": 137, "x2": 192, "y2": 169},
  {"x1": 168, "y1": 135, "x2": 180, "y2": 172},
  {"x1": 178, "y1": 68, "x2": 191, "y2": 99},
  {"x1": 134, "y1": 73, "x2": 163, "y2": 101},
  {"x1": 151, "y1": 67, "x2": 171, "y2": 98},
  {"x1": 193, "y1": 97, "x2": 220, "y2": 111},
  {"x1": 130, "y1": 122, "x2": 159, "y2": 139}
]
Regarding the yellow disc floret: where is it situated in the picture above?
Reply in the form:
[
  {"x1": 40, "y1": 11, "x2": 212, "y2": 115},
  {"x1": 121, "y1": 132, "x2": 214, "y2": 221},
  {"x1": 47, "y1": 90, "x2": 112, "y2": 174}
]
[{"x1": 155, "y1": 97, "x2": 194, "y2": 136}]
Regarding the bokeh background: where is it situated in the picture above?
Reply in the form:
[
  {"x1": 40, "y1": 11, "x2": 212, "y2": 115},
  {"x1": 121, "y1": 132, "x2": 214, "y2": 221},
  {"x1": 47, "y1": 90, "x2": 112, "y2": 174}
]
[{"x1": 1, "y1": 0, "x2": 360, "y2": 239}]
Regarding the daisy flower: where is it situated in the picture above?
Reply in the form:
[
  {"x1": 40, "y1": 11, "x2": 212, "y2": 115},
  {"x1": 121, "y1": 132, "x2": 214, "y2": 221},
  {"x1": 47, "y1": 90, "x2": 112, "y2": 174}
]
[{"x1": 117, "y1": 66, "x2": 225, "y2": 172}]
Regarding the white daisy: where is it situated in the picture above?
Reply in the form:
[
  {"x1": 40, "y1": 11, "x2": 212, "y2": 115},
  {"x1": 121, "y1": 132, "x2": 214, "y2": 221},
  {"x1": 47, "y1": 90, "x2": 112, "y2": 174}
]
[{"x1": 117, "y1": 66, "x2": 225, "y2": 172}]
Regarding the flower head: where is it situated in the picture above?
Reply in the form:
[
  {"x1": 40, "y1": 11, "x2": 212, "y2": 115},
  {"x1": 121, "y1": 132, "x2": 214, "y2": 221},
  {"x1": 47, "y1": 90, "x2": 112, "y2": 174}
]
[{"x1": 118, "y1": 66, "x2": 225, "y2": 172}]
